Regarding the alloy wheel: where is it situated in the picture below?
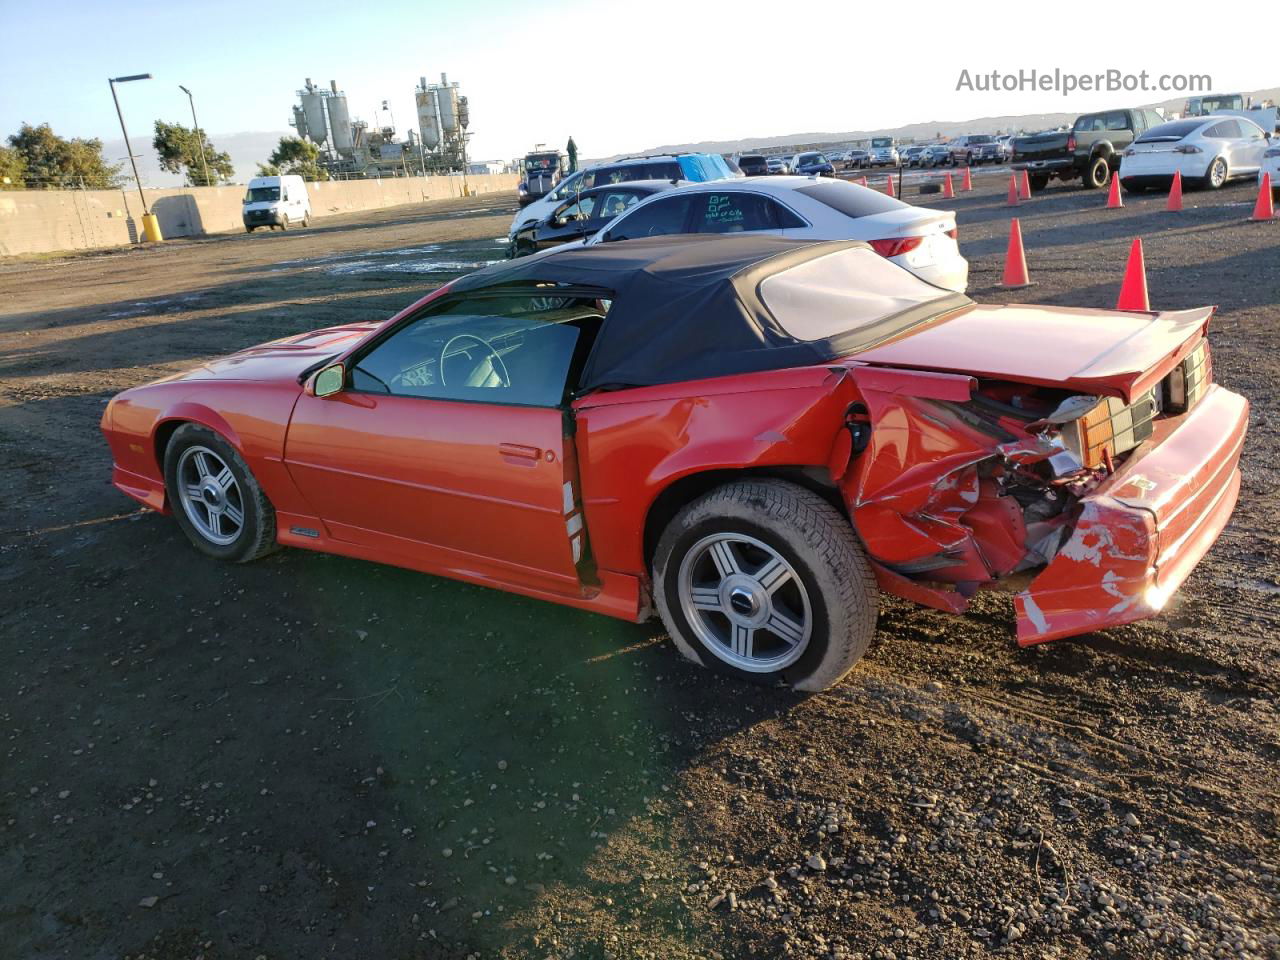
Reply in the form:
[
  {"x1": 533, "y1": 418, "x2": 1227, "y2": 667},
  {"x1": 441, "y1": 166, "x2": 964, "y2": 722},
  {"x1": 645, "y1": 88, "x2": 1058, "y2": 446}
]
[
  {"x1": 677, "y1": 533, "x2": 812, "y2": 672},
  {"x1": 176, "y1": 445, "x2": 244, "y2": 546}
]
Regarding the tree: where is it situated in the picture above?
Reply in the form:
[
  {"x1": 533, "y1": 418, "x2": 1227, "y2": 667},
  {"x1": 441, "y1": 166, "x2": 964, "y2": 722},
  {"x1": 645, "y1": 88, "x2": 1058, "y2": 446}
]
[
  {"x1": 6, "y1": 123, "x2": 123, "y2": 189},
  {"x1": 152, "y1": 120, "x2": 234, "y2": 186},
  {"x1": 0, "y1": 145, "x2": 25, "y2": 189},
  {"x1": 259, "y1": 137, "x2": 328, "y2": 181}
]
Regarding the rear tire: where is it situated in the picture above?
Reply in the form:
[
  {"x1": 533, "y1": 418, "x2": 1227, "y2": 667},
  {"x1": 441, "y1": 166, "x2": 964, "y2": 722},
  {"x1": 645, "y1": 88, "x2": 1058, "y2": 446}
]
[
  {"x1": 302, "y1": 213, "x2": 311, "y2": 227},
  {"x1": 1203, "y1": 157, "x2": 1228, "y2": 189},
  {"x1": 652, "y1": 480, "x2": 878, "y2": 692},
  {"x1": 1029, "y1": 174, "x2": 1050, "y2": 192},
  {"x1": 1083, "y1": 155, "x2": 1111, "y2": 189},
  {"x1": 245, "y1": 226, "x2": 255, "y2": 233},
  {"x1": 163, "y1": 424, "x2": 278, "y2": 564}
]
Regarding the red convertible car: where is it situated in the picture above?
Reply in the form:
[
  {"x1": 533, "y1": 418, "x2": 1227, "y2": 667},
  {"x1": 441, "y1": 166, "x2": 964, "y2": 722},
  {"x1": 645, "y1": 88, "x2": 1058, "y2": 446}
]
[{"x1": 102, "y1": 236, "x2": 1247, "y2": 691}]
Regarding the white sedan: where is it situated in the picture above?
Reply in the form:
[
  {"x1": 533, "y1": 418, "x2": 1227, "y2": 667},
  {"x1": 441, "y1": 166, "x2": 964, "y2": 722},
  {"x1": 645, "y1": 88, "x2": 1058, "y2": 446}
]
[
  {"x1": 582, "y1": 176, "x2": 969, "y2": 292},
  {"x1": 1119, "y1": 115, "x2": 1270, "y2": 192}
]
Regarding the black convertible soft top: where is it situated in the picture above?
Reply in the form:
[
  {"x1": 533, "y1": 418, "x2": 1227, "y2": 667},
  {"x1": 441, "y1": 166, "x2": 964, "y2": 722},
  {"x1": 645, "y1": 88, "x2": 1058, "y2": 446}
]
[{"x1": 448, "y1": 235, "x2": 970, "y2": 391}]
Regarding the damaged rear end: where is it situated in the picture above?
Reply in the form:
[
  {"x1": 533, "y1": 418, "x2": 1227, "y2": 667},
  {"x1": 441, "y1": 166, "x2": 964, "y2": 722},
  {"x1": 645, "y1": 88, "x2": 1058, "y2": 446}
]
[{"x1": 833, "y1": 305, "x2": 1248, "y2": 645}]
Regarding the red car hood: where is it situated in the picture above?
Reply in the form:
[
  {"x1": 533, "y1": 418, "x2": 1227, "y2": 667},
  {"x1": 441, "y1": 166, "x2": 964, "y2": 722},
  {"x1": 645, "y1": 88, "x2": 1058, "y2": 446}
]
[
  {"x1": 855, "y1": 303, "x2": 1212, "y2": 402},
  {"x1": 158, "y1": 321, "x2": 382, "y2": 385}
]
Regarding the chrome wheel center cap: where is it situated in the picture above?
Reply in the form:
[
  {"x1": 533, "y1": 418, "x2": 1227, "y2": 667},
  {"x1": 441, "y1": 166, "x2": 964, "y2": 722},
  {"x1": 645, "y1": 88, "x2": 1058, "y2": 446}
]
[{"x1": 722, "y1": 575, "x2": 769, "y2": 626}]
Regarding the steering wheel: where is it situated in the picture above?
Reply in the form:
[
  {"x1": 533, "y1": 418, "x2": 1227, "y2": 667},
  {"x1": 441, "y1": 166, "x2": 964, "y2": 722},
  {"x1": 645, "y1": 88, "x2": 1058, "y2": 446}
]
[{"x1": 439, "y1": 333, "x2": 511, "y2": 388}]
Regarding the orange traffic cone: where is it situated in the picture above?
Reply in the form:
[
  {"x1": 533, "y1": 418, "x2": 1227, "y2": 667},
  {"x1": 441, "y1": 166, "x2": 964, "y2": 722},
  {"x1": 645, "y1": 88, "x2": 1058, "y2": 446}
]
[
  {"x1": 1007, "y1": 173, "x2": 1020, "y2": 206},
  {"x1": 1002, "y1": 218, "x2": 1032, "y2": 288},
  {"x1": 1250, "y1": 173, "x2": 1275, "y2": 220},
  {"x1": 942, "y1": 173, "x2": 955, "y2": 198},
  {"x1": 1116, "y1": 238, "x2": 1150, "y2": 311},
  {"x1": 1106, "y1": 173, "x2": 1123, "y2": 209},
  {"x1": 962, "y1": 166, "x2": 973, "y2": 191},
  {"x1": 1018, "y1": 170, "x2": 1032, "y2": 201},
  {"x1": 885, "y1": 173, "x2": 896, "y2": 198},
  {"x1": 1167, "y1": 171, "x2": 1183, "y2": 212}
]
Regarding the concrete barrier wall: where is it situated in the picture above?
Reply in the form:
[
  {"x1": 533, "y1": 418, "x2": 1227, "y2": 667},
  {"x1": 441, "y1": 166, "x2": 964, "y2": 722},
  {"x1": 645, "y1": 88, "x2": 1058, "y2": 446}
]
[{"x1": 0, "y1": 173, "x2": 519, "y2": 257}]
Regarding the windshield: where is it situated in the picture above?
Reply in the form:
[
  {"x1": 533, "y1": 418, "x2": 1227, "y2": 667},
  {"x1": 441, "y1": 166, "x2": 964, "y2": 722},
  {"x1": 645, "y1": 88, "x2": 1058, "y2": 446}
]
[
  {"x1": 871, "y1": 138, "x2": 893, "y2": 148},
  {"x1": 245, "y1": 186, "x2": 280, "y2": 203},
  {"x1": 798, "y1": 153, "x2": 822, "y2": 164},
  {"x1": 525, "y1": 154, "x2": 561, "y2": 173},
  {"x1": 968, "y1": 135, "x2": 993, "y2": 144},
  {"x1": 759, "y1": 247, "x2": 954, "y2": 343},
  {"x1": 1199, "y1": 95, "x2": 1243, "y2": 113}
]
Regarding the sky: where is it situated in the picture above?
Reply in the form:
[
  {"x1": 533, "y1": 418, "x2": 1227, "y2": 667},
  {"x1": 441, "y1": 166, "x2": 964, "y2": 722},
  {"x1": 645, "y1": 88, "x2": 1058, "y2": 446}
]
[{"x1": 1, "y1": 0, "x2": 1276, "y2": 173}]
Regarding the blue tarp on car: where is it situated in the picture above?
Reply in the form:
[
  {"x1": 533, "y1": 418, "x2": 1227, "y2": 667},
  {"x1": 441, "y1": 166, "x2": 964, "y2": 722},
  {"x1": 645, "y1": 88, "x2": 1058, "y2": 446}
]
[{"x1": 678, "y1": 154, "x2": 734, "y2": 182}]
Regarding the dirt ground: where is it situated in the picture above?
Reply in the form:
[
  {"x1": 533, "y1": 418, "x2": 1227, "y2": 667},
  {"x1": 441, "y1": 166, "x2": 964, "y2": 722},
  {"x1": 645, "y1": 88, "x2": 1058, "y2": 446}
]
[{"x1": 2, "y1": 176, "x2": 1278, "y2": 960}]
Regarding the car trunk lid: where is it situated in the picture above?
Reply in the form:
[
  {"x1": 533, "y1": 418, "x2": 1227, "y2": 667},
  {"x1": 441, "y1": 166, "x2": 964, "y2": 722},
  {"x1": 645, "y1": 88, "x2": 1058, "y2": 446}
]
[{"x1": 850, "y1": 303, "x2": 1212, "y2": 402}]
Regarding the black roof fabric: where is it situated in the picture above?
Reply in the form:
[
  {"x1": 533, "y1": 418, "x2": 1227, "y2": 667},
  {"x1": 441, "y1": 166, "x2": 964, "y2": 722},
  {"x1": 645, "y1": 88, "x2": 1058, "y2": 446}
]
[{"x1": 448, "y1": 236, "x2": 968, "y2": 391}]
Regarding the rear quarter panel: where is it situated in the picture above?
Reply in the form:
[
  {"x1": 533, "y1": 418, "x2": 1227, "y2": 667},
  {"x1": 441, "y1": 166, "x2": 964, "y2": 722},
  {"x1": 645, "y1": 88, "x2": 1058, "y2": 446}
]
[{"x1": 573, "y1": 367, "x2": 857, "y2": 575}]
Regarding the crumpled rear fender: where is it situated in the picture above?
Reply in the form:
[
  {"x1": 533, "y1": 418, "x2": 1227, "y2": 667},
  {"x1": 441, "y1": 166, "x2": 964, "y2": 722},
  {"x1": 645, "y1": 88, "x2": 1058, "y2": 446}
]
[{"x1": 835, "y1": 365, "x2": 1021, "y2": 599}]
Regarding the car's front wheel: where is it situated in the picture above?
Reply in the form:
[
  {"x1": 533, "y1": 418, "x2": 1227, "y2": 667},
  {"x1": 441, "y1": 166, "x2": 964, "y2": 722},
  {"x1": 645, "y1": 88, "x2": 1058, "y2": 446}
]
[
  {"x1": 653, "y1": 480, "x2": 878, "y2": 692},
  {"x1": 164, "y1": 423, "x2": 278, "y2": 563}
]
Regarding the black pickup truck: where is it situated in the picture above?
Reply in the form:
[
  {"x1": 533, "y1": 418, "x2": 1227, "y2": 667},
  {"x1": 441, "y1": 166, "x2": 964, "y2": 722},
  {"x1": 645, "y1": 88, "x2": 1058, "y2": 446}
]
[{"x1": 1012, "y1": 107, "x2": 1166, "y2": 189}]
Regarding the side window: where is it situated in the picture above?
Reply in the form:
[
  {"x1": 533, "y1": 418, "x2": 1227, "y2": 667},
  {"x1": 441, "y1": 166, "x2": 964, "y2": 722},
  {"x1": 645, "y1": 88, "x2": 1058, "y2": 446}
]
[
  {"x1": 595, "y1": 190, "x2": 644, "y2": 220},
  {"x1": 1075, "y1": 115, "x2": 1104, "y2": 132},
  {"x1": 770, "y1": 200, "x2": 807, "y2": 228},
  {"x1": 690, "y1": 192, "x2": 777, "y2": 233},
  {"x1": 282, "y1": 187, "x2": 289, "y2": 201},
  {"x1": 552, "y1": 195, "x2": 596, "y2": 222},
  {"x1": 643, "y1": 161, "x2": 682, "y2": 180},
  {"x1": 1206, "y1": 121, "x2": 1234, "y2": 139},
  {"x1": 1106, "y1": 112, "x2": 1129, "y2": 131},
  {"x1": 1241, "y1": 119, "x2": 1265, "y2": 139},
  {"x1": 349, "y1": 295, "x2": 606, "y2": 406},
  {"x1": 604, "y1": 196, "x2": 693, "y2": 241}
]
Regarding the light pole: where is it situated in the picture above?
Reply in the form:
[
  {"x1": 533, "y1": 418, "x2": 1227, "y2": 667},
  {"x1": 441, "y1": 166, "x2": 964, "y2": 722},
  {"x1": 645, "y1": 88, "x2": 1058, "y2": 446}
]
[
  {"x1": 109, "y1": 72, "x2": 161, "y2": 241},
  {"x1": 178, "y1": 84, "x2": 211, "y2": 186}
]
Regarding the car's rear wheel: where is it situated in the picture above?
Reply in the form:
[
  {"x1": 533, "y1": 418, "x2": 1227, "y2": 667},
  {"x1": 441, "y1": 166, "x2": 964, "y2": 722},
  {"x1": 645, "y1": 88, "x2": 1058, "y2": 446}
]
[
  {"x1": 164, "y1": 423, "x2": 278, "y2": 563},
  {"x1": 653, "y1": 480, "x2": 878, "y2": 692},
  {"x1": 1083, "y1": 155, "x2": 1110, "y2": 189},
  {"x1": 1203, "y1": 157, "x2": 1228, "y2": 189},
  {"x1": 1029, "y1": 174, "x2": 1050, "y2": 192}
]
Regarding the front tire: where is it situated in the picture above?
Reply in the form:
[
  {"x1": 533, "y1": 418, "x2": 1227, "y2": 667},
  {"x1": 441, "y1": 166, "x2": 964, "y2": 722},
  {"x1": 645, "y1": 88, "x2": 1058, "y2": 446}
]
[
  {"x1": 653, "y1": 480, "x2": 878, "y2": 692},
  {"x1": 279, "y1": 214, "x2": 290, "y2": 231},
  {"x1": 164, "y1": 423, "x2": 278, "y2": 563}
]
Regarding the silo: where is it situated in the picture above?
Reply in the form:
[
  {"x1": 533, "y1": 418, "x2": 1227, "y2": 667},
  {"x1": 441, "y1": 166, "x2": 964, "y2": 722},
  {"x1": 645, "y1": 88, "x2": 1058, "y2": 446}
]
[
  {"x1": 437, "y1": 73, "x2": 459, "y2": 136},
  {"x1": 328, "y1": 86, "x2": 354, "y2": 157},
  {"x1": 292, "y1": 104, "x2": 310, "y2": 141},
  {"x1": 416, "y1": 77, "x2": 440, "y2": 150},
  {"x1": 457, "y1": 95, "x2": 470, "y2": 131},
  {"x1": 300, "y1": 79, "x2": 328, "y2": 146}
]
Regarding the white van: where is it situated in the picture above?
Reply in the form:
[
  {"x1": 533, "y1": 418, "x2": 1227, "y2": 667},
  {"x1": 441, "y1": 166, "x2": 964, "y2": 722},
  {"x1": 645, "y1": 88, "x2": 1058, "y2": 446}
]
[{"x1": 242, "y1": 175, "x2": 311, "y2": 232}]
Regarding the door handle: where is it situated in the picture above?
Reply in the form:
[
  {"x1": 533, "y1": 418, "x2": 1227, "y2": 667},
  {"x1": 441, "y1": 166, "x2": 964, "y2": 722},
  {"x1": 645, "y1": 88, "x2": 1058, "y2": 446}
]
[{"x1": 498, "y1": 442, "x2": 543, "y2": 462}]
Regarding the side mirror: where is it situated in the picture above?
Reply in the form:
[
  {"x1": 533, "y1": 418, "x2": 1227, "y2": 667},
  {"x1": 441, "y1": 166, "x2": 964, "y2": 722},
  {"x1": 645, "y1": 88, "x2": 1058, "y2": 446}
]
[{"x1": 311, "y1": 363, "x2": 346, "y2": 398}]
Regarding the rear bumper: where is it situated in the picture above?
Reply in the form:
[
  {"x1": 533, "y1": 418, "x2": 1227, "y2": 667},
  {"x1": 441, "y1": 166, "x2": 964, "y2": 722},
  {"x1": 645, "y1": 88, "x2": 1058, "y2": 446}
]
[
  {"x1": 1014, "y1": 383, "x2": 1248, "y2": 645},
  {"x1": 1012, "y1": 158, "x2": 1075, "y2": 173}
]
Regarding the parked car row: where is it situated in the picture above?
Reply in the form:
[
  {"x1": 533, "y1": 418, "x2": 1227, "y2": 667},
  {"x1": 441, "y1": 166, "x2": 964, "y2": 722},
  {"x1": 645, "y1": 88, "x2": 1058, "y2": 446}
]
[
  {"x1": 735, "y1": 152, "x2": 838, "y2": 176},
  {"x1": 1012, "y1": 105, "x2": 1275, "y2": 193},
  {"x1": 507, "y1": 171, "x2": 968, "y2": 292}
]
